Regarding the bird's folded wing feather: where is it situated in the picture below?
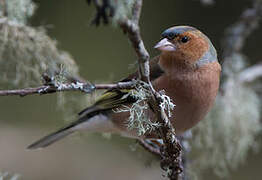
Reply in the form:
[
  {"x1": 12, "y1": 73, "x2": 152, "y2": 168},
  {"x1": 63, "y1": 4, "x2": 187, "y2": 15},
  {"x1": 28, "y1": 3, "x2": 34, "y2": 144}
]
[
  {"x1": 78, "y1": 56, "x2": 165, "y2": 118},
  {"x1": 121, "y1": 55, "x2": 164, "y2": 82}
]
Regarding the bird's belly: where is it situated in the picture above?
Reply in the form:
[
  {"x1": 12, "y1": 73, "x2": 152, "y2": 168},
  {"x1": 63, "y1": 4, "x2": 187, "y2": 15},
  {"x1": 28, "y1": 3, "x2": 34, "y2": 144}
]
[
  {"x1": 154, "y1": 73, "x2": 219, "y2": 134},
  {"x1": 170, "y1": 97, "x2": 208, "y2": 134}
]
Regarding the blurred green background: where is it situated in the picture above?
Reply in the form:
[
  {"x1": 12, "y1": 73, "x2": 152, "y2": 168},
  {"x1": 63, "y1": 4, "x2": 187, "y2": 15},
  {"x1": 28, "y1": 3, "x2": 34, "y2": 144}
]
[{"x1": 0, "y1": 0, "x2": 261, "y2": 179}]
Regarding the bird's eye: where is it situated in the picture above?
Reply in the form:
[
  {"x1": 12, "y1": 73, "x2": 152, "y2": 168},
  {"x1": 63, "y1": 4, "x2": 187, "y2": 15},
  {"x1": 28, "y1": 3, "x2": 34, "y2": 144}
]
[{"x1": 181, "y1": 36, "x2": 189, "y2": 43}]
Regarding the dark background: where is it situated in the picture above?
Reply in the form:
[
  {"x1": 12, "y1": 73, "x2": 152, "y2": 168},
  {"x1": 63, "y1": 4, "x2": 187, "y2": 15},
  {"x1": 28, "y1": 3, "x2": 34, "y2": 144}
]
[{"x1": 0, "y1": 0, "x2": 261, "y2": 179}]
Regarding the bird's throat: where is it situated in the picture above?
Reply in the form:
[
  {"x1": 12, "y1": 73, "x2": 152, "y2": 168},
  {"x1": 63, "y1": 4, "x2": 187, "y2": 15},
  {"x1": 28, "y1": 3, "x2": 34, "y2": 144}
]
[{"x1": 159, "y1": 53, "x2": 196, "y2": 72}]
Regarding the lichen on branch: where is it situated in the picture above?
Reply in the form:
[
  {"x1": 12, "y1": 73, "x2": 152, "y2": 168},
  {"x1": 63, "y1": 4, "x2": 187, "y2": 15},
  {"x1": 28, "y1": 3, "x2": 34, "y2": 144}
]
[
  {"x1": 0, "y1": 20, "x2": 79, "y2": 88},
  {"x1": 0, "y1": 0, "x2": 36, "y2": 25}
]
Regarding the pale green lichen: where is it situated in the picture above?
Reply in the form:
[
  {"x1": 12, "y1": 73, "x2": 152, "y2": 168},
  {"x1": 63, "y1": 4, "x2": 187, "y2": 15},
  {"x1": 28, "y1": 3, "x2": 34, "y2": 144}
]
[
  {"x1": 159, "y1": 91, "x2": 176, "y2": 118},
  {"x1": 188, "y1": 54, "x2": 261, "y2": 179},
  {"x1": 114, "y1": 82, "x2": 176, "y2": 136},
  {"x1": 0, "y1": 0, "x2": 79, "y2": 88},
  {"x1": 0, "y1": 21, "x2": 79, "y2": 88},
  {"x1": 0, "y1": 0, "x2": 36, "y2": 25},
  {"x1": 114, "y1": 82, "x2": 161, "y2": 136},
  {"x1": 111, "y1": 0, "x2": 136, "y2": 24}
]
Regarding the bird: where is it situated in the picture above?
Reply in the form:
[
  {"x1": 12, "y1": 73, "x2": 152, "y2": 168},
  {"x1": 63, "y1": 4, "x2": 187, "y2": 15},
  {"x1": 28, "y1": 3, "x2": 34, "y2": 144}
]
[{"x1": 27, "y1": 25, "x2": 221, "y2": 150}]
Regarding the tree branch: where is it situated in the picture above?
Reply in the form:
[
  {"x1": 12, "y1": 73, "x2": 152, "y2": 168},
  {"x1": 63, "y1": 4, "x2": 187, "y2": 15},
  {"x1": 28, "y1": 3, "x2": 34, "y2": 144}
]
[
  {"x1": 238, "y1": 63, "x2": 262, "y2": 83},
  {"x1": 87, "y1": 0, "x2": 114, "y2": 26},
  {"x1": 118, "y1": 19, "x2": 150, "y2": 82},
  {"x1": 117, "y1": 1, "x2": 183, "y2": 179},
  {"x1": 0, "y1": 81, "x2": 135, "y2": 97},
  {"x1": 151, "y1": 93, "x2": 183, "y2": 180},
  {"x1": 222, "y1": 0, "x2": 262, "y2": 60}
]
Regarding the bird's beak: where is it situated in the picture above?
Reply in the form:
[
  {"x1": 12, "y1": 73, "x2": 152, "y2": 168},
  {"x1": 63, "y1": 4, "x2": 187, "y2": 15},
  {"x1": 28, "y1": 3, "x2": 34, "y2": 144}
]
[{"x1": 154, "y1": 38, "x2": 176, "y2": 51}]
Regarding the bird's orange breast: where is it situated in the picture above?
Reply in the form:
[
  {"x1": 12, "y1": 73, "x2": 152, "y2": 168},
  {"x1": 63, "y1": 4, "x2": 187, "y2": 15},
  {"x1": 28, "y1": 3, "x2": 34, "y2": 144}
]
[{"x1": 154, "y1": 61, "x2": 221, "y2": 134}]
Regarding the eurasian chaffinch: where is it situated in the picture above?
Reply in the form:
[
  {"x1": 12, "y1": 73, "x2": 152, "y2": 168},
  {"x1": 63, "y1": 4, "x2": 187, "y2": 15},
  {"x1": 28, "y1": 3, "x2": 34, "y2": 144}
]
[{"x1": 28, "y1": 25, "x2": 221, "y2": 149}]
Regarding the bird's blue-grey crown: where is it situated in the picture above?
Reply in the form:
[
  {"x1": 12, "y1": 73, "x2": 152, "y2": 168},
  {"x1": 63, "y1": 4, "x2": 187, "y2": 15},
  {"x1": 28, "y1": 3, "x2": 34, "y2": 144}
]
[{"x1": 161, "y1": 26, "x2": 197, "y2": 40}]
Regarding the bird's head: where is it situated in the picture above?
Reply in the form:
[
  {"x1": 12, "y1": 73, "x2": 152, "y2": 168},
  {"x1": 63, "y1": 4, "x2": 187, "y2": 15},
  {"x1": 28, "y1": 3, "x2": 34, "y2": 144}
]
[{"x1": 154, "y1": 26, "x2": 217, "y2": 67}]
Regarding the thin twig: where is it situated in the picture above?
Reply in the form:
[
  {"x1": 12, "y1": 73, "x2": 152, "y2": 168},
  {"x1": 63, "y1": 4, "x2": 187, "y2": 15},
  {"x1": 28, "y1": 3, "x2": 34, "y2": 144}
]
[
  {"x1": 117, "y1": 1, "x2": 150, "y2": 83},
  {"x1": 118, "y1": 19, "x2": 150, "y2": 82},
  {"x1": 0, "y1": 81, "x2": 135, "y2": 97},
  {"x1": 0, "y1": 86, "x2": 53, "y2": 97},
  {"x1": 87, "y1": 0, "x2": 114, "y2": 26},
  {"x1": 238, "y1": 63, "x2": 262, "y2": 83},
  {"x1": 222, "y1": 0, "x2": 262, "y2": 60},
  {"x1": 95, "y1": 81, "x2": 135, "y2": 89},
  {"x1": 132, "y1": 0, "x2": 142, "y2": 25}
]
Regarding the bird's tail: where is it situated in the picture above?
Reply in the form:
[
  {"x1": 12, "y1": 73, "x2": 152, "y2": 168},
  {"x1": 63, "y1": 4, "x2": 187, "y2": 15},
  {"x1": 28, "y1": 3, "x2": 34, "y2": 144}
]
[
  {"x1": 27, "y1": 106, "x2": 99, "y2": 150},
  {"x1": 27, "y1": 105, "x2": 108, "y2": 150},
  {"x1": 27, "y1": 126, "x2": 75, "y2": 150},
  {"x1": 27, "y1": 89, "x2": 136, "y2": 150}
]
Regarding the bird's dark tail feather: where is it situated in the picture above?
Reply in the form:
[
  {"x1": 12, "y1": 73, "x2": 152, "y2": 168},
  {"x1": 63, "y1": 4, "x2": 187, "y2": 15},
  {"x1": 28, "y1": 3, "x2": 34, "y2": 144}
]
[
  {"x1": 27, "y1": 127, "x2": 74, "y2": 150},
  {"x1": 27, "y1": 105, "x2": 102, "y2": 150}
]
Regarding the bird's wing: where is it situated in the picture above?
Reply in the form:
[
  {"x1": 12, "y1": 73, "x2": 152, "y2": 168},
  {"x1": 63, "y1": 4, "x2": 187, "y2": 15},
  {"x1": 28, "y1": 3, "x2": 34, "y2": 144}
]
[
  {"x1": 79, "y1": 56, "x2": 164, "y2": 116},
  {"x1": 77, "y1": 56, "x2": 165, "y2": 128},
  {"x1": 78, "y1": 89, "x2": 137, "y2": 116},
  {"x1": 148, "y1": 56, "x2": 165, "y2": 81},
  {"x1": 121, "y1": 55, "x2": 164, "y2": 82}
]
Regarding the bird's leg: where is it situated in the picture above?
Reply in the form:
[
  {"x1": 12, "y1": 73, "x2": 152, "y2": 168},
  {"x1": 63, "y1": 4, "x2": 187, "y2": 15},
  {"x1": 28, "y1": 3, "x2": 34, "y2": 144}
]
[{"x1": 137, "y1": 139, "x2": 161, "y2": 156}]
